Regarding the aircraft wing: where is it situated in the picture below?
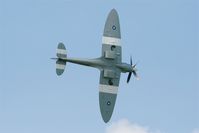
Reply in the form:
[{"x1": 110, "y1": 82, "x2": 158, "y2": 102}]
[
  {"x1": 99, "y1": 9, "x2": 121, "y2": 123},
  {"x1": 99, "y1": 70, "x2": 121, "y2": 123},
  {"x1": 101, "y1": 8, "x2": 121, "y2": 63}
]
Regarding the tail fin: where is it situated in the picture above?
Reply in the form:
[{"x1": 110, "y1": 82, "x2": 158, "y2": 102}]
[{"x1": 55, "y1": 43, "x2": 67, "y2": 76}]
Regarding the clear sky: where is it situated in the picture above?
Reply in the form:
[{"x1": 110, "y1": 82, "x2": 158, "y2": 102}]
[{"x1": 0, "y1": 0, "x2": 198, "y2": 133}]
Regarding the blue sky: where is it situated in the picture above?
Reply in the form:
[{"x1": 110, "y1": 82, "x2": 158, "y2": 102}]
[{"x1": 0, "y1": 0, "x2": 198, "y2": 133}]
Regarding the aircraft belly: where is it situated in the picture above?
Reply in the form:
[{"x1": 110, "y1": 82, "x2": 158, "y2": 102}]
[
  {"x1": 102, "y1": 44, "x2": 121, "y2": 63},
  {"x1": 99, "y1": 92, "x2": 117, "y2": 123}
]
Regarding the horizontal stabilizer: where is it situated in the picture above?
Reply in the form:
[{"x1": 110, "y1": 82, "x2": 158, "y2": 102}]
[
  {"x1": 55, "y1": 42, "x2": 67, "y2": 76},
  {"x1": 57, "y1": 42, "x2": 67, "y2": 58},
  {"x1": 56, "y1": 59, "x2": 66, "y2": 76}
]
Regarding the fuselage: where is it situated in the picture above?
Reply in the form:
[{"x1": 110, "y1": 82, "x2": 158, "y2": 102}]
[{"x1": 60, "y1": 57, "x2": 133, "y2": 73}]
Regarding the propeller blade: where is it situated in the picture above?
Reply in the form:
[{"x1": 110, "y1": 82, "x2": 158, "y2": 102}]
[
  {"x1": 132, "y1": 71, "x2": 140, "y2": 80},
  {"x1": 127, "y1": 72, "x2": 132, "y2": 83},
  {"x1": 132, "y1": 71, "x2": 137, "y2": 77},
  {"x1": 132, "y1": 64, "x2": 136, "y2": 68},
  {"x1": 130, "y1": 56, "x2": 132, "y2": 65}
]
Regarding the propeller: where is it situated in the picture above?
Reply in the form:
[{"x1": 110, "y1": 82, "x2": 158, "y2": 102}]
[
  {"x1": 127, "y1": 56, "x2": 139, "y2": 83},
  {"x1": 127, "y1": 71, "x2": 132, "y2": 83}
]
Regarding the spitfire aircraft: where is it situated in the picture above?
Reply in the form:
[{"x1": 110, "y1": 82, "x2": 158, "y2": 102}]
[{"x1": 52, "y1": 9, "x2": 139, "y2": 123}]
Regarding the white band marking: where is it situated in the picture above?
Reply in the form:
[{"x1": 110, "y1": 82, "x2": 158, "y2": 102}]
[
  {"x1": 56, "y1": 64, "x2": 65, "y2": 70},
  {"x1": 102, "y1": 36, "x2": 121, "y2": 46},
  {"x1": 99, "y1": 84, "x2": 118, "y2": 94},
  {"x1": 57, "y1": 49, "x2": 66, "y2": 55}
]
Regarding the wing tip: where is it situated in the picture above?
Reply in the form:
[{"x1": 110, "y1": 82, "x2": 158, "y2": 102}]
[
  {"x1": 99, "y1": 92, "x2": 117, "y2": 123},
  {"x1": 109, "y1": 8, "x2": 119, "y2": 17},
  {"x1": 111, "y1": 8, "x2": 117, "y2": 13},
  {"x1": 102, "y1": 115, "x2": 111, "y2": 123}
]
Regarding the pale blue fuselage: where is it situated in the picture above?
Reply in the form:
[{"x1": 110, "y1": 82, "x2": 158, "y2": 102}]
[{"x1": 61, "y1": 57, "x2": 133, "y2": 73}]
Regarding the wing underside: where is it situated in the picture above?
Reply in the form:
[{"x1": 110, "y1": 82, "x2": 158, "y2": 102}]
[
  {"x1": 99, "y1": 70, "x2": 120, "y2": 123},
  {"x1": 101, "y1": 8, "x2": 121, "y2": 63},
  {"x1": 99, "y1": 9, "x2": 121, "y2": 123}
]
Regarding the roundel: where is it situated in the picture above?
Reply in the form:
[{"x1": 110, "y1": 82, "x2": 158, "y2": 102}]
[
  {"x1": 112, "y1": 25, "x2": 116, "y2": 30},
  {"x1": 107, "y1": 101, "x2": 111, "y2": 106}
]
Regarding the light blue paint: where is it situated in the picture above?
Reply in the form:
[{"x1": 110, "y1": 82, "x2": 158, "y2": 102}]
[{"x1": 0, "y1": 0, "x2": 198, "y2": 133}]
